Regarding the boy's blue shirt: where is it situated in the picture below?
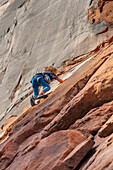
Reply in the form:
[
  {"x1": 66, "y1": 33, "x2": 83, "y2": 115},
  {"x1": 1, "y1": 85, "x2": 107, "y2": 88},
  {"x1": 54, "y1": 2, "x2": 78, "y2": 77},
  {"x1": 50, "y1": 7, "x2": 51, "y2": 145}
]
[
  {"x1": 31, "y1": 72, "x2": 58, "y2": 83},
  {"x1": 43, "y1": 72, "x2": 58, "y2": 80}
]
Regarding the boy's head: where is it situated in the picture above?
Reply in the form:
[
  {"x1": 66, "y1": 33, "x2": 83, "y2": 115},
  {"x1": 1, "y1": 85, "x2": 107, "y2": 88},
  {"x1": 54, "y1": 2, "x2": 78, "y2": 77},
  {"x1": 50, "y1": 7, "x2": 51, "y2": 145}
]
[{"x1": 44, "y1": 66, "x2": 57, "y2": 74}]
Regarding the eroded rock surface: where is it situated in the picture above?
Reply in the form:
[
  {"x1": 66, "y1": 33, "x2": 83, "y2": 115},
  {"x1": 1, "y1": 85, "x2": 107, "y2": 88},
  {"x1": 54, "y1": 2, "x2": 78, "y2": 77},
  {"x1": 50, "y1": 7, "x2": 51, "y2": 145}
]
[
  {"x1": 0, "y1": 0, "x2": 113, "y2": 170},
  {"x1": 0, "y1": 41, "x2": 113, "y2": 169},
  {"x1": 6, "y1": 130, "x2": 94, "y2": 170},
  {"x1": 71, "y1": 101, "x2": 113, "y2": 137},
  {"x1": 83, "y1": 134, "x2": 113, "y2": 170},
  {"x1": 40, "y1": 46, "x2": 113, "y2": 138},
  {"x1": 0, "y1": 0, "x2": 113, "y2": 122},
  {"x1": 98, "y1": 114, "x2": 113, "y2": 137}
]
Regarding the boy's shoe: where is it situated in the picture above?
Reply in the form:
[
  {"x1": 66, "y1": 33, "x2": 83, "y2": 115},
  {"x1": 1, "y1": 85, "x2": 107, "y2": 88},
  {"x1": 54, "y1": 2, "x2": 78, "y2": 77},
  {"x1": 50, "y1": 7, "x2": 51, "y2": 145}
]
[
  {"x1": 30, "y1": 96, "x2": 36, "y2": 106},
  {"x1": 37, "y1": 94, "x2": 44, "y2": 99},
  {"x1": 36, "y1": 100, "x2": 40, "y2": 105},
  {"x1": 37, "y1": 94, "x2": 48, "y2": 99}
]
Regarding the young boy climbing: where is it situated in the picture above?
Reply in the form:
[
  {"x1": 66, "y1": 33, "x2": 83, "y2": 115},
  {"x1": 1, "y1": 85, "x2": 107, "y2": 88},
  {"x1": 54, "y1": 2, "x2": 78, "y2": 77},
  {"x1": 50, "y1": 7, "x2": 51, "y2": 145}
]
[{"x1": 31, "y1": 66, "x2": 64, "y2": 105}]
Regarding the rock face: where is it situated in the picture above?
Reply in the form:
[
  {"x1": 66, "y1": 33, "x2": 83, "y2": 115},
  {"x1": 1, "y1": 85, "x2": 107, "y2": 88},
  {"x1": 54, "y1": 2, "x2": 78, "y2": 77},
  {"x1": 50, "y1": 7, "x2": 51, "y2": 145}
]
[
  {"x1": 0, "y1": 0, "x2": 113, "y2": 119},
  {"x1": 0, "y1": 0, "x2": 113, "y2": 170},
  {"x1": 71, "y1": 101, "x2": 113, "y2": 136},
  {"x1": 5, "y1": 130, "x2": 94, "y2": 170},
  {"x1": 0, "y1": 41, "x2": 113, "y2": 169},
  {"x1": 83, "y1": 134, "x2": 113, "y2": 170},
  {"x1": 98, "y1": 115, "x2": 113, "y2": 137},
  {"x1": 39, "y1": 44, "x2": 113, "y2": 139}
]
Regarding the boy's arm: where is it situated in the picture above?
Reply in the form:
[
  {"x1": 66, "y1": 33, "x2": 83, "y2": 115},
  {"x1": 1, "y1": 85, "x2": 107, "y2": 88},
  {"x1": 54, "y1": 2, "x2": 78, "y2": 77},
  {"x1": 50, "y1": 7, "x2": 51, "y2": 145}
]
[{"x1": 55, "y1": 77, "x2": 64, "y2": 83}]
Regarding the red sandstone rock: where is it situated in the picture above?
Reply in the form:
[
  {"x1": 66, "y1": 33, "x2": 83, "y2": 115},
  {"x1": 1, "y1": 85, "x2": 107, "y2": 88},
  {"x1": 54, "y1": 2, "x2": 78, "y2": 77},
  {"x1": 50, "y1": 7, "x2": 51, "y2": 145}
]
[
  {"x1": 5, "y1": 130, "x2": 93, "y2": 170},
  {"x1": 9, "y1": 43, "x2": 112, "y2": 139},
  {"x1": 82, "y1": 133, "x2": 113, "y2": 170},
  {"x1": 0, "y1": 139, "x2": 18, "y2": 170},
  {"x1": 0, "y1": 43, "x2": 113, "y2": 170},
  {"x1": 71, "y1": 101, "x2": 113, "y2": 136},
  {"x1": 98, "y1": 114, "x2": 113, "y2": 137},
  {"x1": 88, "y1": 0, "x2": 113, "y2": 25},
  {"x1": 52, "y1": 138, "x2": 94, "y2": 170},
  {"x1": 100, "y1": 1, "x2": 113, "y2": 23},
  {"x1": 40, "y1": 52, "x2": 113, "y2": 138}
]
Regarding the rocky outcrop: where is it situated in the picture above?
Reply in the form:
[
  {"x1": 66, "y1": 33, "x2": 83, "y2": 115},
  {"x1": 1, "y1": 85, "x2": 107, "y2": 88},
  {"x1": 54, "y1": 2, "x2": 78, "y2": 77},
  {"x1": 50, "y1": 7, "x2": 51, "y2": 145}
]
[
  {"x1": 0, "y1": 41, "x2": 113, "y2": 169},
  {"x1": 0, "y1": 0, "x2": 113, "y2": 170},
  {"x1": 4, "y1": 130, "x2": 94, "y2": 170},
  {"x1": 71, "y1": 101, "x2": 113, "y2": 136},
  {"x1": 39, "y1": 43, "x2": 113, "y2": 139},
  {"x1": 0, "y1": 0, "x2": 113, "y2": 121},
  {"x1": 88, "y1": 0, "x2": 113, "y2": 25},
  {"x1": 98, "y1": 115, "x2": 113, "y2": 137},
  {"x1": 82, "y1": 134, "x2": 113, "y2": 170}
]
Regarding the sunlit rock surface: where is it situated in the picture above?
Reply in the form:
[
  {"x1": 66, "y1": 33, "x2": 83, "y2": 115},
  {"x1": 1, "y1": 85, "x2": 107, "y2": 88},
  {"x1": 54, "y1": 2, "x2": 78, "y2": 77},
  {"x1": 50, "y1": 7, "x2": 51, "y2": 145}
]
[
  {"x1": 0, "y1": 0, "x2": 113, "y2": 119},
  {"x1": 0, "y1": 0, "x2": 113, "y2": 169},
  {"x1": 5, "y1": 130, "x2": 94, "y2": 170},
  {"x1": 82, "y1": 134, "x2": 113, "y2": 170},
  {"x1": 98, "y1": 114, "x2": 113, "y2": 137}
]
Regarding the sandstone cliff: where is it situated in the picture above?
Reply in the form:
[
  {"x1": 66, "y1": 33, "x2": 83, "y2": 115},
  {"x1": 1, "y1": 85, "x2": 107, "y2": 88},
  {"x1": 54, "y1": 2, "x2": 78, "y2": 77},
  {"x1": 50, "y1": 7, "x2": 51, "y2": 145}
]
[{"x1": 0, "y1": 0, "x2": 113, "y2": 169}]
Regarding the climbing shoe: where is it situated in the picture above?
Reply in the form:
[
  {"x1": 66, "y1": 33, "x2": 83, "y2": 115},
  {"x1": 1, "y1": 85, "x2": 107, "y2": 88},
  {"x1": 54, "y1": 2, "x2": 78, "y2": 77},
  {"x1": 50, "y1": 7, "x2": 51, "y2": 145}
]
[
  {"x1": 37, "y1": 94, "x2": 44, "y2": 99},
  {"x1": 30, "y1": 96, "x2": 36, "y2": 106},
  {"x1": 37, "y1": 94, "x2": 48, "y2": 99}
]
